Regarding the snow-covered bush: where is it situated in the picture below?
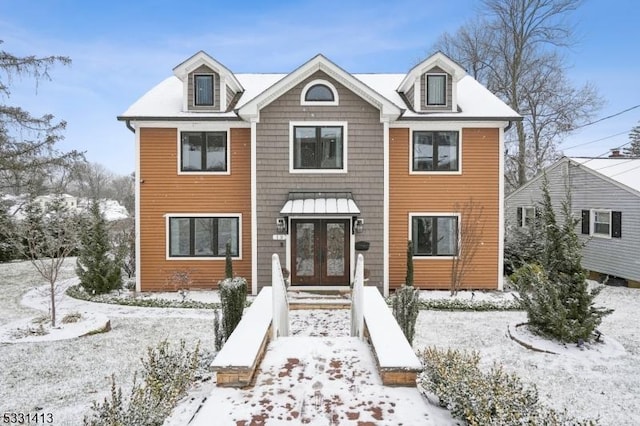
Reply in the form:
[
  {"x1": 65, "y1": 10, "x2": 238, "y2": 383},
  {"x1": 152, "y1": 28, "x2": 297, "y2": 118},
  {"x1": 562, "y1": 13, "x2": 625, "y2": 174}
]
[
  {"x1": 219, "y1": 276, "x2": 247, "y2": 340},
  {"x1": 213, "y1": 308, "x2": 224, "y2": 351},
  {"x1": 392, "y1": 285, "x2": 420, "y2": 345},
  {"x1": 84, "y1": 339, "x2": 200, "y2": 426},
  {"x1": 419, "y1": 347, "x2": 597, "y2": 425}
]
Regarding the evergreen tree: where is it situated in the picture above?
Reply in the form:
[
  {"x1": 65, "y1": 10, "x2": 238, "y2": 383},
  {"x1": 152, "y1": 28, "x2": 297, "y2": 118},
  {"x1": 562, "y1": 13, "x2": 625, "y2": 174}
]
[
  {"x1": 392, "y1": 240, "x2": 420, "y2": 345},
  {"x1": 0, "y1": 199, "x2": 17, "y2": 261},
  {"x1": 623, "y1": 123, "x2": 640, "y2": 157},
  {"x1": 513, "y1": 176, "x2": 613, "y2": 342},
  {"x1": 76, "y1": 199, "x2": 122, "y2": 294},
  {"x1": 225, "y1": 240, "x2": 233, "y2": 279}
]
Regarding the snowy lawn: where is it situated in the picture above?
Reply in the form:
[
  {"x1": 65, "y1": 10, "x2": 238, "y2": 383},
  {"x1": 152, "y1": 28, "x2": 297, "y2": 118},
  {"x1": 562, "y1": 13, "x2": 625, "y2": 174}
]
[{"x1": 1, "y1": 258, "x2": 638, "y2": 425}]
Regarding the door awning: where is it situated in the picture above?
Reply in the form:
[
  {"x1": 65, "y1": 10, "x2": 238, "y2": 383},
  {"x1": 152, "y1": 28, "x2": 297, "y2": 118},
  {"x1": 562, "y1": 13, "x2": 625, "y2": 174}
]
[{"x1": 280, "y1": 192, "x2": 360, "y2": 215}]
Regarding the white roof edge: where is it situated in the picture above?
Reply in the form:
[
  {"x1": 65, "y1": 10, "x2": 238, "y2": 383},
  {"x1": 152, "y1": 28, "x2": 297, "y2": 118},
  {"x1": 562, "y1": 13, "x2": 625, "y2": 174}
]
[
  {"x1": 173, "y1": 50, "x2": 244, "y2": 93},
  {"x1": 505, "y1": 157, "x2": 570, "y2": 201},
  {"x1": 505, "y1": 157, "x2": 640, "y2": 201},
  {"x1": 237, "y1": 54, "x2": 401, "y2": 121},
  {"x1": 397, "y1": 51, "x2": 467, "y2": 93}
]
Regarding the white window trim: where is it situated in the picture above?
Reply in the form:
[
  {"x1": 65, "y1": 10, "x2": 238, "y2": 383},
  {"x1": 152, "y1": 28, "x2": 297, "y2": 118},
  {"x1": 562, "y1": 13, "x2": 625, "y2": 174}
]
[
  {"x1": 289, "y1": 121, "x2": 348, "y2": 174},
  {"x1": 409, "y1": 126, "x2": 462, "y2": 176},
  {"x1": 300, "y1": 79, "x2": 339, "y2": 106},
  {"x1": 165, "y1": 213, "x2": 242, "y2": 260},
  {"x1": 591, "y1": 209, "x2": 612, "y2": 239},
  {"x1": 177, "y1": 128, "x2": 231, "y2": 176},
  {"x1": 408, "y1": 212, "x2": 461, "y2": 260},
  {"x1": 520, "y1": 206, "x2": 536, "y2": 228},
  {"x1": 193, "y1": 73, "x2": 216, "y2": 107},
  {"x1": 425, "y1": 73, "x2": 448, "y2": 107}
]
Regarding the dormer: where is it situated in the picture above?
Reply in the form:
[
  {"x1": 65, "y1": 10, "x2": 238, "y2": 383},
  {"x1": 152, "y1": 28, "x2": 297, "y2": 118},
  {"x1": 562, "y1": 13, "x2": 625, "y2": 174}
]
[
  {"x1": 397, "y1": 51, "x2": 466, "y2": 113},
  {"x1": 172, "y1": 51, "x2": 243, "y2": 112}
]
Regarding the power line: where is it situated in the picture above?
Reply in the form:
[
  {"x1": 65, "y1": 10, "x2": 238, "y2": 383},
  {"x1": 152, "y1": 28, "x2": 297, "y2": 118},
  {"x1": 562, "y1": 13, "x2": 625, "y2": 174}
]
[
  {"x1": 561, "y1": 130, "x2": 628, "y2": 151},
  {"x1": 503, "y1": 103, "x2": 640, "y2": 146}
]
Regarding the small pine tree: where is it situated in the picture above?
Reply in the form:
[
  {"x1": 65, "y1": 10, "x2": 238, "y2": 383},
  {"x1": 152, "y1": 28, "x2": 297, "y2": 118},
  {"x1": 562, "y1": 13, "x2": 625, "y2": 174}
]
[
  {"x1": 0, "y1": 200, "x2": 17, "y2": 262},
  {"x1": 225, "y1": 240, "x2": 233, "y2": 279},
  {"x1": 513, "y1": 177, "x2": 613, "y2": 342},
  {"x1": 405, "y1": 240, "x2": 414, "y2": 286},
  {"x1": 76, "y1": 199, "x2": 122, "y2": 294},
  {"x1": 219, "y1": 277, "x2": 247, "y2": 340},
  {"x1": 392, "y1": 240, "x2": 420, "y2": 344}
]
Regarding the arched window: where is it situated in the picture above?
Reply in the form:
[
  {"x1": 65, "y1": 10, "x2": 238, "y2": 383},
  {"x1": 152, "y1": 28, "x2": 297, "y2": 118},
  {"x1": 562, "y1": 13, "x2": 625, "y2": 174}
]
[
  {"x1": 305, "y1": 84, "x2": 334, "y2": 102},
  {"x1": 300, "y1": 79, "x2": 339, "y2": 105}
]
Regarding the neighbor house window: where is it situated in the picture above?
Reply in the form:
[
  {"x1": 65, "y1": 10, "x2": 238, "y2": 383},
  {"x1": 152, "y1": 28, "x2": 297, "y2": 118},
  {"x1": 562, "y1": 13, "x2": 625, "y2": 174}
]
[
  {"x1": 412, "y1": 131, "x2": 459, "y2": 172},
  {"x1": 411, "y1": 215, "x2": 458, "y2": 256},
  {"x1": 169, "y1": 216, "x2": 239, "y2": 257},
  {"x1": 593, "y1": 210, "x2": 611, "y2": 237},
  {"x1": 426, "y1": 74, "x2": 446, "y2": 106},
  {"x1": 293, "y1": 126, "x2": 344, "y2": 170},
  {"x1": 517, "y1": 207, "x2": 537, "y2": 227},
  {"x1": 180, "y1": 132, "x2": 227, "y2": 172},
  {"x1": 194, "y1": 74, "x2": 214, "y2": 106}
]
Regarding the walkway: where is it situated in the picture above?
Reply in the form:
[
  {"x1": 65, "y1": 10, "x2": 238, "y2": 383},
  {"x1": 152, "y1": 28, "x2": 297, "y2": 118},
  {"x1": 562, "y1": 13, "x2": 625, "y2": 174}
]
[{"x1": 190, "y1": 335, "x2": 452, "y2": 425}]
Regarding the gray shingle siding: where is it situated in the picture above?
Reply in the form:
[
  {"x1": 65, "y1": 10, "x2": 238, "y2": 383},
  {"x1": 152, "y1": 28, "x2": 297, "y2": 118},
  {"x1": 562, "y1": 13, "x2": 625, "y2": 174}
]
[
  {"x1": 505, "y1": 159, "x2": 640, "y2": 282},
  {"x1": 255, "y1": 70, "x2": 384, "y2": 291}
]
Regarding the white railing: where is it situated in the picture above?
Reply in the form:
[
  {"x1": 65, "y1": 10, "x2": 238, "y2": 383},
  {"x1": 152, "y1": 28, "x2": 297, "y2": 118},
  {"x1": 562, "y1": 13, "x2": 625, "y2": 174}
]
[
  {"x1": 350, "y1": 253, "x2": 365, "y2": 339},
  {"x1": 271, "y1": 253, "x2": 290, "y2": 339}
]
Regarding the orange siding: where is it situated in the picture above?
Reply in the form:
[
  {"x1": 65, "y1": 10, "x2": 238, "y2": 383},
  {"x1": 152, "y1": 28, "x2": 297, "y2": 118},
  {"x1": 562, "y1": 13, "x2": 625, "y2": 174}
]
[
  {"x1": 139, "y1": 127, "x2": 251, "y2": 291},
  {"x1": 389, "y1": 127, "x2": 499, "y2": 290}
]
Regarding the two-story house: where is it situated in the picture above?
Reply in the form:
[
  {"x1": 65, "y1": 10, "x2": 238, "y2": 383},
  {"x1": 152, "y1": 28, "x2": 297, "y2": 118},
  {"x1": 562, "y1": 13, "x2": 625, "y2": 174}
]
[{"x1": 118, "y1": 51, "x2": 520, "y2": 295}]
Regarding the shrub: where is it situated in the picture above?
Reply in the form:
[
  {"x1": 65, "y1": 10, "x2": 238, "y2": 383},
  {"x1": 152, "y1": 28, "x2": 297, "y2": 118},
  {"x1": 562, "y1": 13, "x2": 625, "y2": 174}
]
[
  {"x1": 225, "y1": 240, "x2": 233, "y2": 279},
  {"x1": 392, "y1": 285, "x2": 420, "y2": 345},
  {"x1": 84, "y1": 339, "x2": 200, "y2": 426},
  {"x1": 61, "y1": 312, "x2": 82, "y2": 324},
  {"x1": 219, "y1": 277, "x2": 247, "y2": 340},
  {"x1": 213, "y1": 308, "x2": 224, "y2": 351},
  {"x1": 513, "y1": 177, "x2": 613, "y2": 343},
  {"x1": 419, "y1": 347, "x2": 597, "y2": 425}
]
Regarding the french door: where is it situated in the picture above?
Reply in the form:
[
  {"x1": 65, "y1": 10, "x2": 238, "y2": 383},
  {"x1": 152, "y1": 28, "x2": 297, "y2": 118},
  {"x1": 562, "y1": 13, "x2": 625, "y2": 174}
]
[{"x1": 291, "y1": 219, "x2": 350, "y2": 286}]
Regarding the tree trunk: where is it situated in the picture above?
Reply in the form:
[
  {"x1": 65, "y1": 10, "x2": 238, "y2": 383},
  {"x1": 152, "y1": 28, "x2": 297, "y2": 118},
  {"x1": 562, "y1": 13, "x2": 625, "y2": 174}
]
[{"x1": 50, "y1": 280, "x2": 56, "y2": 327}]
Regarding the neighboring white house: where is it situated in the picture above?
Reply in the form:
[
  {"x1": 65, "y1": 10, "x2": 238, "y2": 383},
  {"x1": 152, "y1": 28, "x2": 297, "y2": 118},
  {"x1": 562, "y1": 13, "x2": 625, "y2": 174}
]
[
  {"x1": 34, "y1": 193, "x2": 78, "y2": 211},
  {"x1": 505, "y1": 156, "x2": 640, "y2": 287}
]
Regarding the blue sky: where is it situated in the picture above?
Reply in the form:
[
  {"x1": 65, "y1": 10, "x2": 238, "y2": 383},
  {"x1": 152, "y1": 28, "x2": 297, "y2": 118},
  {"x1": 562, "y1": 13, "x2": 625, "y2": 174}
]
[{"x1": 1, "y1": 0, "x2": 638, "y2": 175}]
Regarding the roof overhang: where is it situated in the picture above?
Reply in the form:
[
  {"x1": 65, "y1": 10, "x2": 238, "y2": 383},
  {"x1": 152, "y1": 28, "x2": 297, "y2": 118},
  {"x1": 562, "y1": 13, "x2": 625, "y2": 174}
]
[
  {"x1": 238, "y1": 54, "x2": 402, "y2": 123},
  {"x1": 280, "y1": 192, "x2": 360, "y2": 215}
]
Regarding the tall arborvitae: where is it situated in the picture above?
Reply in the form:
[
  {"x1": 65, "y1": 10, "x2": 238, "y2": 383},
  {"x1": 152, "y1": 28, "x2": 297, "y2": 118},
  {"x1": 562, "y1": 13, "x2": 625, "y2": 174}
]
[
  {"x1": 513, "y1": 176, "x2": 613, "y2": 342},
  {"x1": 225, "y1": 240, "x2": 233, "y2": 279},
  {"x1": 76, "y1": 199, "x2": 122, "y2": 294},
  {"x1": 393, "y1": 240, "x2": 420, "y2": 344}
]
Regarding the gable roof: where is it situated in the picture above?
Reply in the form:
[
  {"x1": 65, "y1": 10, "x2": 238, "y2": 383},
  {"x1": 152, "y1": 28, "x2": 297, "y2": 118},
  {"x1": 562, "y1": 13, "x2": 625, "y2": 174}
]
[
  {"x1": 118, "y1": 52, "x2": 520, "y2": 122},
  {"x1": 570, "y1": 157, "x2": 640, "y2": 194},
  {"x1": 506, "y1": 157, "x2": 640, "y2": 201},
  {"x1": 173, "y1": 50, "x2": 243, "y2": 93},
  {"x1": 397, "y1": 51, "x2": 467, "y2": 94},
  {"x1": 236, "y1": 54, "x2": 402, "y2": 122}
]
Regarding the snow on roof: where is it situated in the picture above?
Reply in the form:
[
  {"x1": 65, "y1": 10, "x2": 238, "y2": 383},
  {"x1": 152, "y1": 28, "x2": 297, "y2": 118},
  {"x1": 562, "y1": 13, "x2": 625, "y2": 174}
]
[
  {"x1": 570, "y1": 157, "x2": 640, "y2": 193},
  {"x1": 121, "y1": 71, "x2": 519, "y2": 121}
]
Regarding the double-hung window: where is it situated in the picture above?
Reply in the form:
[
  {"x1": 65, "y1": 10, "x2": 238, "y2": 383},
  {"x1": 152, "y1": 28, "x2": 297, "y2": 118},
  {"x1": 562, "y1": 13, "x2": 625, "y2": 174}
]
[
  {"x1": 426, "y1": 74, "x2": 446, "y2": 106},
  {"x1": 518, "y1": 207, "x2": 537, "y2": 227},
  {"x1": 412, "y1": 131, "x2": 459, "y2": 172},
  {"x1": 194, "y1": 74, "x2": 214, "y2": 106},
  {"x1": 293, "y1": 125, "x2": 344, "y2": 170},
  {"x1": 169, "y1": 216, "x2": 239, "y2": 258},
  {"x1": 180, "y1": 131, "x2": 227, "y2": 172},
  {"x1": 411, "y1": 215, "x2": 459, "y2": 257},
  {"x1": 593, "y1": 210, "x2": 611, "y2": 237}
]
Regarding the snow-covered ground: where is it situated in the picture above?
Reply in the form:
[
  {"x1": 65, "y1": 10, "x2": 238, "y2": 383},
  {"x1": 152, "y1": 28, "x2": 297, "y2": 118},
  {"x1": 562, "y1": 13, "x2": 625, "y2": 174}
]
[{"x1": 1, "y1": 258, "x2": 638, "y2": 425}]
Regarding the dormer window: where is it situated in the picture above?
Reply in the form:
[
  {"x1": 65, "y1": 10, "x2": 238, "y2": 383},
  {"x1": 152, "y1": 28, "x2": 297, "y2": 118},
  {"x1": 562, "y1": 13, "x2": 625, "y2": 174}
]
[
  {"x1": 301, "y1": 79, "x2": 339, "y2": 106},
  {"x1": 426, "y1": 74, "x2": 446, "y2": 106},
  {"x1": 194, "y1": 74, "x2": 214, "y2": 106}
]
